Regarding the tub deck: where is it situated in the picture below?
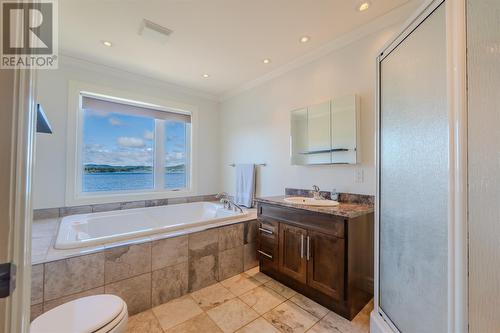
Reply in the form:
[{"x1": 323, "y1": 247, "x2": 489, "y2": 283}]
[{"x1": 32, "y1": 202, "x2": 256, "y2": 265}]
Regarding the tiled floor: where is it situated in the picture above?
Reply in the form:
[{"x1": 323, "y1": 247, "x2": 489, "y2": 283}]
[{"x1": 126, "y1": 267, "x2": 372, "y2": 333}]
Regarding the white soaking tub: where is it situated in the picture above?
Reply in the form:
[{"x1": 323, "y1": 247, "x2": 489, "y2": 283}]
[{"x1": 55, "y1": 202, "x2": 248, "y2": 249}]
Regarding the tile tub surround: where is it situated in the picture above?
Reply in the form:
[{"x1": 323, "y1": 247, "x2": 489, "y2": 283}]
[
  {"x1": 125, "y1": 267, "x2": 372, "y2": 333},
  {"x1": 31, "y1": 208, "x2": 257, "y2": 265},
  {"x1": 30, "y1": 219, "x2": 259, "y2": 320},
  {"x1": 33, "y1": 194, "x2": 219, "y2": 220}
]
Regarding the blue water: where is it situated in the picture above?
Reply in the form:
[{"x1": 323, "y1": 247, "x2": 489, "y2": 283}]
[{"x1": 83, "y1": 172, "x2": 186, "y2": 192}]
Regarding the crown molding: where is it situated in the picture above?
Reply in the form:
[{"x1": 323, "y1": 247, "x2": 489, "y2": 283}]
[{"x1": 219, "y1": 1, "x2": 418, "y2": 102}]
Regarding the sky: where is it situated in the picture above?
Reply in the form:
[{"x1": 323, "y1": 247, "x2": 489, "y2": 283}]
[{"x1": 83, "y1": 110, "x2": 186, "y2": 167}]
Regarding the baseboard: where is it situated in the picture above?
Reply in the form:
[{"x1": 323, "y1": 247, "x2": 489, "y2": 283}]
[{"x1": 370, "y1": 310, "x2": 396, "y2": 333}]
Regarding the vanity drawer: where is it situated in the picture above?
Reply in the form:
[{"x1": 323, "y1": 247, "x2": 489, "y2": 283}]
[
  {"x1": 257, "y1": 220, "x2": 279, "y2": 271},
  {"x1": 257, "y1": 238, "x2": 278, "y2": 270},
  {"x1": 258, "y1": 203, "x2": 344, "y2": 238},
  {"x1": 258, "y1": 219, "x2": 278, "y2": 241}
]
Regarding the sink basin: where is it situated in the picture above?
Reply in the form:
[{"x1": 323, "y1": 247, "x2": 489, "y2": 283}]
[{"x1": 284, "y1": 197, "x2": 339, "y2": 207}]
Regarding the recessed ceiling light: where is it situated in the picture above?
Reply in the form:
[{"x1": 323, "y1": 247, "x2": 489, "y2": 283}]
[
  {"x1": 300, "y1": 36, "x2": 310, "y2": 43},
  {"x1": 202, "y1": 73, "x2": 210, "y2": 78},
  {"x1": 263, "y1": 58, "x2": 271, "y2": 64},
  {"x1": 357, "y1": 1, "x2": 371, "y2": 12},
  {"x1": 102, "y1": 40, "x2": 112, "y2": 47}
]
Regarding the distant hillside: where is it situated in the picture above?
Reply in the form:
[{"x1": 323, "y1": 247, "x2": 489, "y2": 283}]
[
  {"x1": 165, "y1": 164, "x2": 185, "y2": 173},
  {"x1": 84, "y1": 164, "x2": 185, "y2": 174}
]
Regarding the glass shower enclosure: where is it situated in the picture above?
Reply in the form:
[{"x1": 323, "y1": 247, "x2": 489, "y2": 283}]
[{"x1": 376, "y1": 1, "x2": 448, "y2": 332}]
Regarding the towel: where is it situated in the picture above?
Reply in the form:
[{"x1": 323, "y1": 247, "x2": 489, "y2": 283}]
[{"x1": 235, "y1": 164, "x2": 256, "y2": 208}]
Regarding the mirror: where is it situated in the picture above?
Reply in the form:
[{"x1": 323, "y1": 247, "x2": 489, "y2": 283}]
[{"x1": 290, "y1": 94, "x2": 358, "y2": 165}]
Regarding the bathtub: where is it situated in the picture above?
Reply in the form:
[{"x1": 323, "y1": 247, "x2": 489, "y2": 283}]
[{"x1": 55, "y1": 202, "x2": 248, "y2": 249}]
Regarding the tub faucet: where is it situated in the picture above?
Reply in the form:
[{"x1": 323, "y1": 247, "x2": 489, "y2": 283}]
[
  {"x1": 216, "y1": 192, "x2": 244, "y2": 213},
  {"x1": 312, "y1": 185, "x2": 324, "y2": 200}
]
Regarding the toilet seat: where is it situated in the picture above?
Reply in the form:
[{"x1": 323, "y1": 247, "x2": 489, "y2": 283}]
[
  {"x1": 94, "y1": 301, "x2": 128, "y2": 333},
  {"x1": 30, "y1": 294, "x2": 127, "y2": 333}
]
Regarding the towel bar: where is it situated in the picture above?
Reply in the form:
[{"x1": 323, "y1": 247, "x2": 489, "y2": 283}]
[{"x1": 229, "y1": 163, "x2": 266, "y2": 167}]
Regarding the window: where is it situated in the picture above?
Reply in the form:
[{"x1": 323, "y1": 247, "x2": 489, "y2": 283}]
[
  {"x1": 164, "y1": 120, "x2": 189, "y2": 189},
  {"x1": 80, "y1": 93, "x2": 191, "y2": 194}
]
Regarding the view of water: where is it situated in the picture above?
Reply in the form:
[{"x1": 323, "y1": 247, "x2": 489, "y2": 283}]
[{"x1": 83, "y1": 172, "x2": 186, "y2": 192}]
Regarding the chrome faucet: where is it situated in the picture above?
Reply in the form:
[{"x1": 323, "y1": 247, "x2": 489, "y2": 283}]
[
  {"x1": 216, "y1": 192, "x2": 244, "y2": 213},
  {"x1": 312, "y1": 185, "x2": 324, "y2": 200}
]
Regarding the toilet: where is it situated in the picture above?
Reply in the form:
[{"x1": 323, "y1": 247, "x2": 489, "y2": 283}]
[{"x1": 30, "y1": 295, "x2": 128, "y2": 333}]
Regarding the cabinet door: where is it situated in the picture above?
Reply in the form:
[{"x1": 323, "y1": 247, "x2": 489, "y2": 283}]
[
  {"x1": 307, "y1": 101, "x2": 332, "y2": 164},
  {"x1": 331, "y1": 95, "x2": 357, "y2": 164},
  {"x1": 279, "y1": 223, "x2": 307, "y2": 283},
  {"x1": 307, "y1": 230, "x2": 344, "y2": 300}
]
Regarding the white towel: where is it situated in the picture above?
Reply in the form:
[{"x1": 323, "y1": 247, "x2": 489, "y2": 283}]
[{"x1": 235, "y1": 164, "x2": 255, "y2": 208}]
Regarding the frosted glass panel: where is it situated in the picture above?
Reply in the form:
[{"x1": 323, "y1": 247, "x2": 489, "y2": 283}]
[
  {"x1": 379, "y1": 4, "x2": 447, "y2": 333},
  {"x1": 467, "y1": 0, "x2": 500, "y2": 331}
]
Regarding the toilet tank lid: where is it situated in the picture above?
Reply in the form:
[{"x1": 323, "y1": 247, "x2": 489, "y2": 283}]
[{"x1": 30, "y1": 294, "x2": 125, "y2": 333}]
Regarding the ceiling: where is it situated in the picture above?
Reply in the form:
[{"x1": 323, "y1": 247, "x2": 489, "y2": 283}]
[{"x1": 60, "y1": 0, "x2": 413, "y2": 97}]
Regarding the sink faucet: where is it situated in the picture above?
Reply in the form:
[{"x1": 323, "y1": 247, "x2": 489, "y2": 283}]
[
  {"x1": 216, "y1": 192, "x2": 244, "y2": 213},
  {"x1": 312, "y1": 185, "x2": 324, "y2": 200}
]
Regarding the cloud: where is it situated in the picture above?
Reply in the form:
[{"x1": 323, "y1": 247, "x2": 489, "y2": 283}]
[
  {"x1": 144, "y1": 130, "x2": 154, "y2": 140},
  {"x1": 165, "y1": 151, "x2": 185, "y2": 166},
  {"x1": 85, "y1": 109, "x2": 110, "y2": 118},
  {"x1": 84, "y1": 144, "x2": 153, "y2": 166},
  {"x1": 84, "y1": 143, "x2": 110, "y2": 155},
  {"x1": 117, "y1": 137, "x2": 145, "y2": 148},
  {"x1": 108, "y1": 117, "x2": 123, "y2": 126}
]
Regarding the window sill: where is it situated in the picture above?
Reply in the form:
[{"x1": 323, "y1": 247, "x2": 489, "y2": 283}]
[{"x1": 66, "y1": 189, "x2": 196, "y2": 207}]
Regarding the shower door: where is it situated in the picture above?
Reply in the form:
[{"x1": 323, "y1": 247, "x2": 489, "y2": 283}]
[{"x1": 377, "y1": 2, "x2": 448, "y2": 332}]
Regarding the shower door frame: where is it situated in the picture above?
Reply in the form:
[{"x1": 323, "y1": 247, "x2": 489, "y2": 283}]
[{"x1": 373, "y1": 0, "x2": 468, "y2": 332}]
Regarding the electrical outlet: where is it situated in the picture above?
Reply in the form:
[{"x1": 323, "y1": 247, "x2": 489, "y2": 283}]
[{"x1": 355, "y1": 168, "x2": 364, "y2": 183}]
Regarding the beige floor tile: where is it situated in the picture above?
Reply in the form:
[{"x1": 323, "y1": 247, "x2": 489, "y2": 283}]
[
  {"x1": 244, "y1": 266, "x2": 272, "y2": 284},
  {"x1": 239, "y1": 286, "x2": 286, "y2": 315},
  {"x1": 236, "y1": 317, "x2": 281, "y2": 333},
  {"x1": 190, "y1": 283, "x2": 235, "y2": 311},
  {"x1": 263, "y1": 301, "x2": 319, "y2": 333},
  {"x1": 152, "y1": 295, "x2": 203, "y2": 330},
  {"x1": 220, "y1": 273, "x2": 262, "y2": 296},
  {"x1": 308, "y1": 311, "x2": 366, "y2": 333},
  {"x1": 207, "y1": 298, "x2": 259, "y2": 333},
  {"x1": 165, "y1": 313, "x2": 223, "y2": 333},
  {"x1": 125, "y1": 310, "x2": 163, "y2": 333},
  {"x1": 264, "y1": 279, "x2": 297, "y2": 299},
  {"x1": 289, "y1": 293, "x2": 329, "y2": 319}
]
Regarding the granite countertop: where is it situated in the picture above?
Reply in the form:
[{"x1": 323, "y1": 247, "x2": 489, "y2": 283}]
[{"x1": 255, "y1": 196, "x2": 374, "y2": 219}]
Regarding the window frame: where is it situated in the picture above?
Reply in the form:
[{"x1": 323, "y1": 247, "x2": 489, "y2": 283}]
[{"x1": 66, "y1": 81, "x2": 198, "y2": 206}]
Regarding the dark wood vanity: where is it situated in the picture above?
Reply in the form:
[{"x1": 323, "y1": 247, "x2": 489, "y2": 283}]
[{"x1": 255, "y1": 196, "x2": 374, "y2": 320}]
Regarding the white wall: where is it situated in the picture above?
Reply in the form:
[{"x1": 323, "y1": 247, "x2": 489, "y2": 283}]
[
  {"x1": 468, "y1": 0, "x2": 500, "y2": 331},
  {"x1": 219, "y1": 25, "x2": 402, "y2": 197},
  {"x1": 34, "y1": 56, "x2": 220, "y2": 209}
]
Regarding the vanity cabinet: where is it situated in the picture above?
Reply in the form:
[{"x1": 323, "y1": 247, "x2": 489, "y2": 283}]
[{"x1": 256, "y1": 202, "x2": 373, "y2": 320}]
